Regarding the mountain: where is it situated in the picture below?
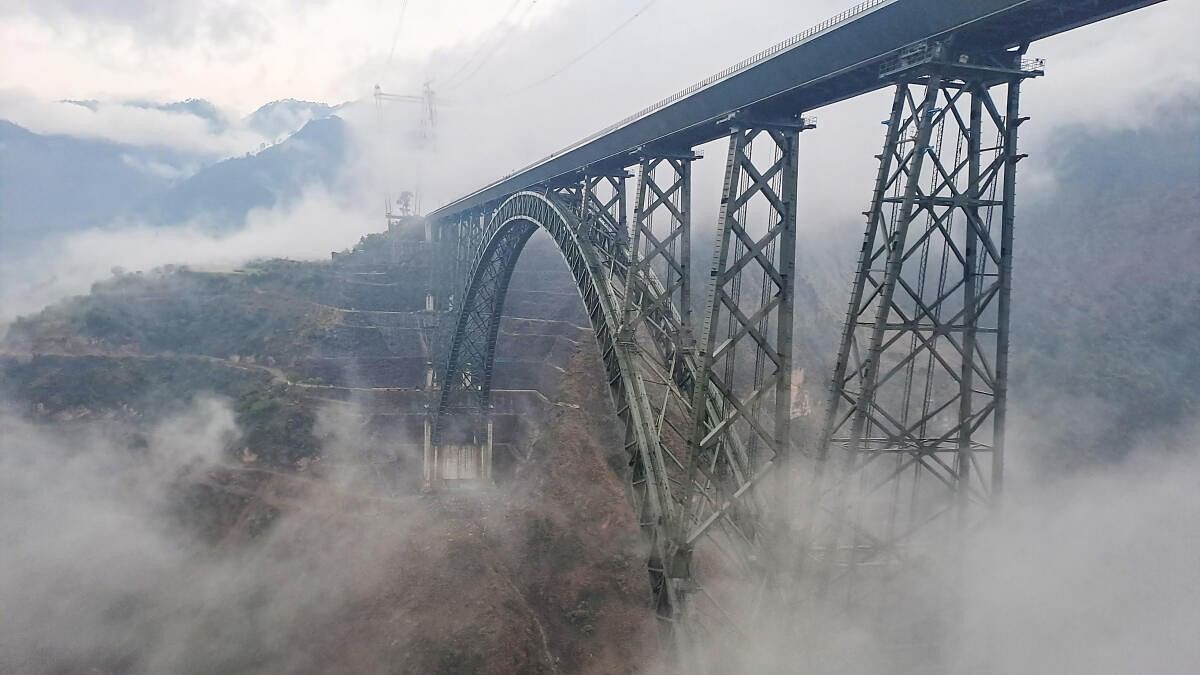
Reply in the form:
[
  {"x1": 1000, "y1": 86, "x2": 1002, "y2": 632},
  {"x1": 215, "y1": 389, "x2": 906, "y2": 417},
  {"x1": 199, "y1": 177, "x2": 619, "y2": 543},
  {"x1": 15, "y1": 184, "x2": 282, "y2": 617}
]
[
  {"x1": 246, "y1": 99, "x2": 340, "y2": 141},
  {"x1": 127, "y1": 97, "x2": 230, "y2": 132},
  {"x1": 1010, "y1": 100, "x2": 1200, "y2": 465},
  {"x1": 0, "y1": 119, "x2": 189, "y2": 244},
  {"x1": 137, "y1": 115, "x2": 346, "y2": 228},
  {"x1": 63, "y1": 97, "x2": 228, "y2": 131},
  {"x1": 0, "y1": 105, "x2": 348, "y2": 249}
]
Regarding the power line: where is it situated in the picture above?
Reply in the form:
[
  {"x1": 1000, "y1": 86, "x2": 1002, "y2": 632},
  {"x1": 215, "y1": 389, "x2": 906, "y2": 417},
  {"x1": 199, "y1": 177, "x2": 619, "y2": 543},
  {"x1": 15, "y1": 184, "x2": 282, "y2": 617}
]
[
  {"x1": 439, "y1": 0, "x2": 532, "y2": 90},
  {"x1": 444, "y1": 0, "x2": 658, "y2": 103},
  {"x1": 384, "y1": 0, "x2": 412, "y2": 71},
  {"x1": 507, "y1": 0, "x2": 657, "y2": 94},
  {"x1": 444, "y1": 0, "x2": 541, "y2": 91}
]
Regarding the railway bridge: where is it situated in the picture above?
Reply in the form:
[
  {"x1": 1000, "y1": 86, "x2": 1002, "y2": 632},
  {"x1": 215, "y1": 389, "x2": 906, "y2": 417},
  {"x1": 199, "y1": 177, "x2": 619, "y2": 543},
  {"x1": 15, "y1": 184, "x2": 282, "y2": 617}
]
[{"x1": 418, "y1": 0, "x2": 1167, "y2": 667}]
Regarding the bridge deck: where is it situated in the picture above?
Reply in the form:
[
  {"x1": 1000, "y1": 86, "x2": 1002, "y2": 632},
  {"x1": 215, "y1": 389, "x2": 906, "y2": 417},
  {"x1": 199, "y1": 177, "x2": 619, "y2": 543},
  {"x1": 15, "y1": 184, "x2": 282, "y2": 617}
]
[{"x1": 430, "y1": 0, "x2": 1162, "y2": 220}]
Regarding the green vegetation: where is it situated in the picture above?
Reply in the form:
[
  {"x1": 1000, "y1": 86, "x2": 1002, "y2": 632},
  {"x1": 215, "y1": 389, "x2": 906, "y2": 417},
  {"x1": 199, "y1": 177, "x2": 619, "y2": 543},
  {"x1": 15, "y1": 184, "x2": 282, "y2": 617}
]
[
  {"x1": 233, "y1": 382, "x2": 319, "y2": 464},
  {"x1": 7, "y1": 264, "x2": 338, "y2": 359},
  {"x1": 0, "y1": 354, "x2": 321, "y2": 465},
  {"x1": 0, "y1": 259, "x2": 397, "y2": 467}
]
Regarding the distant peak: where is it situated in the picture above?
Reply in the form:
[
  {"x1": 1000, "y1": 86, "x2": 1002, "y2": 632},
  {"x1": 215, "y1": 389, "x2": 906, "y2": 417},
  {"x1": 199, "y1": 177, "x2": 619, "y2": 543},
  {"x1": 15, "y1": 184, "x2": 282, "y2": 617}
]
[
  {"x1": 60, "y1": 99, "x2": 100, "y2": 111},
  {"x1": 249, "y1": 99, "x2": 334, "y2": 115},
  {"x1": 245, "y1": 99, "x2": 338, "y2": 140}
]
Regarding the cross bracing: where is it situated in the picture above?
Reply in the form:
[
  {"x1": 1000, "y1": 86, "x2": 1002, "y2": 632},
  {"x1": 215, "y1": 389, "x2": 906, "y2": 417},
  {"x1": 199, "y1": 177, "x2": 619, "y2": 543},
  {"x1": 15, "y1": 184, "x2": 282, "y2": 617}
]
[{"x1": 417, "y1": 0, "x2": 1165, "y2": 669}]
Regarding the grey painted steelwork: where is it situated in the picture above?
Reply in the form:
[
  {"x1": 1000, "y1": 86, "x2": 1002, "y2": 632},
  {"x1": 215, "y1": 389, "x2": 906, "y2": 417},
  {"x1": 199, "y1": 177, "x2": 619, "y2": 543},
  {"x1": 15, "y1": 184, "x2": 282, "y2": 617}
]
[
  {"x1": 808, "y1": 44, "x2": 1037, "y2": 650},
  {"x1": 430, "y1": 125, "x2": 813, "y2": 663},
  {"x1": 423, "y1": 0, "x2": 1169, "y2": 667},
  {"x1": 431, "y1": 189, "x2": 686, "y2": 652},
  {"x1": 430, "y1": 0, "x2": 1162, "y2": 222}
]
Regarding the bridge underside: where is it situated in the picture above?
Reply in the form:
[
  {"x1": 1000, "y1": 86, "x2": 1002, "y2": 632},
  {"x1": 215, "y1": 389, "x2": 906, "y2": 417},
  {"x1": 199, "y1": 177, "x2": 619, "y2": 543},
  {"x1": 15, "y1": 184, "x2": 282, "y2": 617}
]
[
  {"x1": 420, "y1": 0, "x2": 1160, "y2": 667},
  {"x1": 426, "y1": 52, "x2": 1038, "y2": 669}
]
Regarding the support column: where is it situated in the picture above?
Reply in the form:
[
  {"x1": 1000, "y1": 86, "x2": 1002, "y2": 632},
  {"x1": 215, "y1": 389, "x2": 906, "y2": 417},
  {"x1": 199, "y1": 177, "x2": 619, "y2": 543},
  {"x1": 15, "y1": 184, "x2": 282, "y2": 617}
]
[
  {"x1": 422, "y1": 413, "x2": 433, "y2": 488},
  {"x1": 682, "y1": 115, "x2": 812, "y2": 597},
  {"x1": 483, "y1": 411, "x2": 494, "y2": 483},
  {"x1": 993, "y1": 77, "x2": 1025, "y2": 503},
  {"x1": 624, "y1": 151, "x2": 698, "y2": 356},
  {"x1": 810, "y1": 45, "x2": 1042, "y2": 620}
]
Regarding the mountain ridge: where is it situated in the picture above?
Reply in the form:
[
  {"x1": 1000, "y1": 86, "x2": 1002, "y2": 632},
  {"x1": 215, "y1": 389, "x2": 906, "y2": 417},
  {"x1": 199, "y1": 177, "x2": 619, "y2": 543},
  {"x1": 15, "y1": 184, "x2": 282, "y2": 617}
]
[{"x1": 1, "y1": 105, "x2": 347, "y2": 248}]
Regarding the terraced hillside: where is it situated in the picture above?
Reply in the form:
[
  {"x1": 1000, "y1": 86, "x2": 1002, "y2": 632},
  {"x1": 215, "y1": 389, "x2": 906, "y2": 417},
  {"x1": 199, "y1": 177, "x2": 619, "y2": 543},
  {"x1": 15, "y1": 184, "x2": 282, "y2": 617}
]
[{"x1": 0, "y1": 221, "x2": 658, "y2": 674}]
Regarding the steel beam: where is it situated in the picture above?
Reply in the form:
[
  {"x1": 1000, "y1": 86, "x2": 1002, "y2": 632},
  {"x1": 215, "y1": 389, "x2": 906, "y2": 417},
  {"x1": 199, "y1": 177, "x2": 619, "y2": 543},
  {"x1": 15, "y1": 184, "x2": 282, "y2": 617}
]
[
  {"x1": 675, "y1": 118, "x2": 809, "y2": 647},
  {"x1": 809, "y1": 43, "x2": 1038, "y2": 647},
  {"x1": 624, "y1": 151, "x2": 697, "y2": 350},
  {"x1": 430, "y1": 0, "x2": 1160, "y2": 221}
]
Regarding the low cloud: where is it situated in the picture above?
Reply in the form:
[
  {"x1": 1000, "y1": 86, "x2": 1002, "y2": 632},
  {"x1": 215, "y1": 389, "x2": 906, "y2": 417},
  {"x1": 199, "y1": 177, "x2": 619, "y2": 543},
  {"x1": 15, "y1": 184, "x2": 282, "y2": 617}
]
[
  {"x1": 964, "y1": 423, "x2": 1200, "y2": 675},
  {"x1": 0, "y1": 0, "x2": 270, "y2": 47},
  {"x1": 0, "y1": 99, "x2": 395, "y2": 326},
  {"x1": 678, "y1": 419, "x2": 1200, "y2": 674},
  {"x1": 0, "y1": 90, "x2": 269, "y2": 158},
  {"x1": 0, "y1": 186, "x2": 375, "y2": 324},
  {"x1": 0, "y1": 397, "x2": 234, "y2": 671},
  {"x1": 0, "y1": 395, "x2": 430, "y2": 675}
]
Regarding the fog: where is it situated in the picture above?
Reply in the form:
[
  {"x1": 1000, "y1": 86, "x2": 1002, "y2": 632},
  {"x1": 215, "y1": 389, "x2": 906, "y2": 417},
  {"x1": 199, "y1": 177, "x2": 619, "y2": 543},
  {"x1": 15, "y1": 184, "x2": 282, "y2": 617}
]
[
  {"x1": 965, "y1": 420, "x2": 1200, "y2": 675},
  {"x1": 3, "y1": 394, "x2": 1195, "y2": 673},
  {"x1": 674, "y1": 416, "x2": 1200, "y2": 674},
  {"x1": 0, "y1": 91, "x2": 273, "y2": 158},
  {"x1": 0, "y1": 396, "x2": 428, "y2": 674},
  {"x1": 1, "y1": 1, "x2": 1197, "y2": 673},
  {"x1": 0, "y1": 185, "x2": 375, "y2": 323}
]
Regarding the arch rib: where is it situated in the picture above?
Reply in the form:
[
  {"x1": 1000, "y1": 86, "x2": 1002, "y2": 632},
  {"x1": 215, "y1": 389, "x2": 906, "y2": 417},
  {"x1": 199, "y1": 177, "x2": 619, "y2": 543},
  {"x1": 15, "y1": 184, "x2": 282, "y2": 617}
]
[{"x1": 433, "y1": 191, "x2": 687, "y2": 645}]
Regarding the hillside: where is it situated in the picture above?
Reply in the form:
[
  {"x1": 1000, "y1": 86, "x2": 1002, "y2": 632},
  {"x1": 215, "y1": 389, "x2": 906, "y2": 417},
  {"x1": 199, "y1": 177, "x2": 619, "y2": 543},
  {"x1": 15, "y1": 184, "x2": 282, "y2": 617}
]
[
  {"x1": 138, "y1": 116, "x2": 345, "y2": 228},
  {"x1": 0, "y1": 119, "x2": 184, "y2": 241},
  {"x1": 786, "y1": 100, "x2": 1200, "y2": 466},
  {"x1": 1010, "y1": 106, "x2": 1200, "y2": 465},
  {"x1": 0, "y1": 221, "x2": 657, "y2": 674},
  {"x1": 0, "y1": 101, "x2": 345, "y2": 250},
  {"x1": 2, "y1": 96, "x2": 1196, "y2": 674}
]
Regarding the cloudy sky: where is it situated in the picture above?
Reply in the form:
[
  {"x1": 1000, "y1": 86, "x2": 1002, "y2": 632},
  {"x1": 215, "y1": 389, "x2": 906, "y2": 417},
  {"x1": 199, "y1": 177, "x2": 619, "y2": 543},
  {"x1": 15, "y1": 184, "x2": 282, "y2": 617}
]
[
  {"x1": 1, "y1": 0, "x2": 1194, "y2": 114},
  {"x1": 0, "y1": 0, "x2": 1195, "y2": 315},
  {"x1": 1, "y1": 1, "x2": 1195, "y2": 205},
  {"x1": 1, "y1": 0, "x2": 1195, "y2": 226}
]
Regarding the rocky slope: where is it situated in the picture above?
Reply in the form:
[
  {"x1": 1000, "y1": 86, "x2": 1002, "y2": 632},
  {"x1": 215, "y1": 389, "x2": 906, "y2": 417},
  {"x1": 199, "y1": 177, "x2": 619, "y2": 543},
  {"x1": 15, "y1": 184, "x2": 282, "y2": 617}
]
[{"x1": 0, "y1": 223, "x2": 657, "y2": 674}]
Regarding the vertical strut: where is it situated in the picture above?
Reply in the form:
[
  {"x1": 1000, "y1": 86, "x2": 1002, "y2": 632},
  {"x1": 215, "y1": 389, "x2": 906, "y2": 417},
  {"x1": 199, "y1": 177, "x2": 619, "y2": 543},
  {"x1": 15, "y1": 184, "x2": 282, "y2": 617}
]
[
  {"x1": 684, "y1": 119, "x2": 808, "y2": 597},
  {"x1": 624, "y1": 151, "x2": 697, "y2": 360},
  {"x1": 956, "y1": 85, "x2": 983, "y2": 516},
  {"x1": 809, "y1": 46, "x2": 1040, "y2": 656},
  {"x1": 993, "y1": 78, "x2": 1023, "y2": 503},
  {"x1": 816, "y1": 84, "x2": 909, "y2": 470}
]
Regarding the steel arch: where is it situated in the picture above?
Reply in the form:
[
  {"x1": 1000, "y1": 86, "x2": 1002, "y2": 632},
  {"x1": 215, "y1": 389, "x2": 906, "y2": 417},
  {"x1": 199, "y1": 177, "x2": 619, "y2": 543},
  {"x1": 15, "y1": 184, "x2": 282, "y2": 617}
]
[
  {"x1": 432, "y1": 191, "x2": 686, "y2": 642},
  {"x1": 432, "y1": 122, "x2": 809, "y2": 663}
]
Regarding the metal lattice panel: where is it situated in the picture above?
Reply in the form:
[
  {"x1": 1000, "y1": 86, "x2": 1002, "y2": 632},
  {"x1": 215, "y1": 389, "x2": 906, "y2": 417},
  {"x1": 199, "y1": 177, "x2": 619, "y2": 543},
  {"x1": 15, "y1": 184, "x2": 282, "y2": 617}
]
[
  {"x1": 431, "y1": 192, "x2": 685, "y2": 642},
  {"x1": 672, "y1": 123, "x2": 809, "y2": 639},
  {"x1": 809, "y1": 45, "x2": 1038, "y2": 633},
  {"x1": 409, "y1": 3, "x2": 1155, "y2": 666},
  {"x1": 624, "y1": 152, "x2": 696, "y2": 354}
]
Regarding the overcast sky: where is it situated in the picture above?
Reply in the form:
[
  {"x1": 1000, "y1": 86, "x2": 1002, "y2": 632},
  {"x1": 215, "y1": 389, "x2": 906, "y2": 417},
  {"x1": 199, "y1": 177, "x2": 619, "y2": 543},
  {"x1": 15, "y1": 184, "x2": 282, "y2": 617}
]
[
  {"x1": 0, "y1": 0, "x2": 1194, "y2": 113},
  {"x1": 0, "y1": 0, "x2": 1195, "y2": 238}
]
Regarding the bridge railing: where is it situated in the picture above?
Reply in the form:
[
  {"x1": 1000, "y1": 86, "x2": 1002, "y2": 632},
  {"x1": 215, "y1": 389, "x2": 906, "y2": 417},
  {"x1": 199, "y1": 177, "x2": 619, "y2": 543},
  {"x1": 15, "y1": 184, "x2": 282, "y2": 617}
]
[{"x1": 492, "y1": 0, "x2": 894, "y2": 185}]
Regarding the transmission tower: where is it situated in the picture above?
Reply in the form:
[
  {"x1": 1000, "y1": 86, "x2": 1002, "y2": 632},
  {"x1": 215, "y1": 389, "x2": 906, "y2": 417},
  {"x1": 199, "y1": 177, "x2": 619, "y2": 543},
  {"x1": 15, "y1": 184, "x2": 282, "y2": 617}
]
[{"x1": 374, "y1": 81, "x2": 436, "y2": 219}]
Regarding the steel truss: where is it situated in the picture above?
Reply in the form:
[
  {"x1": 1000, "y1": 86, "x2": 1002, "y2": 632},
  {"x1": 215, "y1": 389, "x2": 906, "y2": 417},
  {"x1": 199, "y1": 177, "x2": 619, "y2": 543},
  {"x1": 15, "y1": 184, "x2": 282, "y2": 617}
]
[
  {"x1": 432, "y1": 191, "x2": 685, "y2": 648},
  {"x1": 624, "y1": 151, "x2": 696, "y2": 354},
  {"x1": 809, "y1": 43, "x2": 1039, "y2": 640},
  {"x1": 431, "y1": 119, "x2": 810, "y2": 664},
  {"x1": 672, "y1": 122, "x2": 808, "y2": 644}
]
